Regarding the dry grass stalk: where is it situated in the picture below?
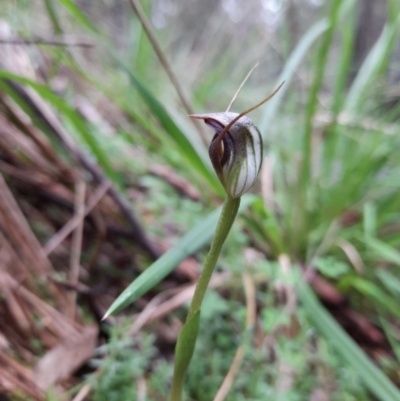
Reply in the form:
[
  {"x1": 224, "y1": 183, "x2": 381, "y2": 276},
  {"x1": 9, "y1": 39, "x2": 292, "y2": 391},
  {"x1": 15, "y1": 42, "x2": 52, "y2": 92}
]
[
  {"x1": 71, "y1": 383, "x2": 92, "y2": 401},
  {"x1": 129, "y1": 272, "x2": 229, "y2": 335},
  {"x1": 68, "y1": 180, "x2": 86, "y2": 319},
  {"x1": 44, "y1": 180, "x2": 111, "y2": 255},
  {"x1": 0, "y1": 347, "x2": 44, "y2": 400},
  {"x1": 213, "y1": 272, "x2": 256, "y2": 401},
  {"x1": 0, "y1": 172, "x2": 68, "y2": 306}
]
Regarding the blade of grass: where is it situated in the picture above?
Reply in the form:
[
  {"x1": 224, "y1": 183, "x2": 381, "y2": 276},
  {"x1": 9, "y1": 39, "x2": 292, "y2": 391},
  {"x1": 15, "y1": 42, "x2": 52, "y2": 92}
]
[
  {"x1": 330, "y1": 3, "x2": 356, "y2": 115},
  {"x1": 43, "y1": 0, "x2": 63, "y2": 34},
  {"x1": 287, "y1": 0, "x2": 343, "y2": 257},
  {"x1": 259, "y1": 0, "x2": 355, "y2": 134},
  {"x1": 345, "y1": 277, "x2": 400, "y2": 318},
  {"x1": 365, "y1": 237, "x2": 400, "y2": 266},
  {"x1": 130, "y1": 2, "x2": 153, "y2": 81},
  {"x1": 301, "y1": 0, "x2": 343, "y2": 187},
  {"x1": 259, "y1": 19, "x2": 328, "y2": 133},
  {"x1": 363, "y1": 202, "x2": 377, "y2": 238},
  {"x1": 56, "y1": 0, "x2": 96, "y2": 33},
  {"x1": 376, "y1": 269, "x2": 400, "y2": 297},
  {"x1": 379, "y1": 0, "x2": 400, "y2": 75},
  {"x1": 323, "y1": 0, "x2": 356, "y2": 171},
  {"x1": 103, "y1": 195, "x2": 255, "y2": 318},
  {"x1": 299, "y1": 279, "x2": 400, "y2": 401},
  {"x1": 379, "y1": 316, "x2": 400, "y2": 364},
  {"x1": 345, "y1": 15, "x2": 400, "y2": 112}
]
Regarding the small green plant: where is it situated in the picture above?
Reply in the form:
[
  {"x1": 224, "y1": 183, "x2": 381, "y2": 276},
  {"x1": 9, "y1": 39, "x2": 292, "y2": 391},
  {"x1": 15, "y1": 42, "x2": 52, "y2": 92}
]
[
  {"x1": 168, "y1": 82, "x2": 284, "y2": 401},
  {"x1": 90, "y1": 324, "x2": 156, "y2": 401},
  {"x1": 103, "y1": 73, "x2": 284, "y2": 401}
]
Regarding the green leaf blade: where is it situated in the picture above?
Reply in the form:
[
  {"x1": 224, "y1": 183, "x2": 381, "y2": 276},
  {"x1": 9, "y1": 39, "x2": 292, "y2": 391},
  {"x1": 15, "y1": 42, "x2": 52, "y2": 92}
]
[
  {"x1": 103, "y1": 195, "x2": 255, "y2": 318},
  {"x1": 300, "y1": 280, "x2": 400, "y2": 401}
]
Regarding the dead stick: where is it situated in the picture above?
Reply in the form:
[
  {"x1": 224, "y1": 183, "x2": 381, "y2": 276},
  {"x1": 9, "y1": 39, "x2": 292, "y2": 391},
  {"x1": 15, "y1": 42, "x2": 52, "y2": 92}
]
[
  {"x1": 68, "y1": 180, "x2": 86, "y2": 319},
  {"x1": 0, "y1": 37, "x2": 94, "y2": 48},
  {"x1": 213, "y1": 273, "x2": 256, "y2": 401},
  {"x1": 44, "y1": 180, "x2": 111, "y2": 255}
]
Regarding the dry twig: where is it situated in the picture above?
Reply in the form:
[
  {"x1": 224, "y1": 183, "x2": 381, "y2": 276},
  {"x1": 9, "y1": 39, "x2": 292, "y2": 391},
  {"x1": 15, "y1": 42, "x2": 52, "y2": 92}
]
[
  {"x1": 213, "y1": 272, "x2": 256, "y2": 401},
  {"x1": 68, "y1": 180, "x2": 86, "y2": 319},
  {"x1": 44, "y1": 180, "x2": 112, "y2": 255},
  {"x1": 0, "y1": 36, "x2": 94, "y2": 47},
  {"x1": 129, "y1": 273, "x2": 229, "y2": 335}
]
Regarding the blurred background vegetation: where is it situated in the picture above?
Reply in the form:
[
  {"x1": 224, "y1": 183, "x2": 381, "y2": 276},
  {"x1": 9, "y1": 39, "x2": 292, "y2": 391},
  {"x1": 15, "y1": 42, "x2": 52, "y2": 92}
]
[{"x1": 0, "y1": 0, "x2": 400, "y2": 400}]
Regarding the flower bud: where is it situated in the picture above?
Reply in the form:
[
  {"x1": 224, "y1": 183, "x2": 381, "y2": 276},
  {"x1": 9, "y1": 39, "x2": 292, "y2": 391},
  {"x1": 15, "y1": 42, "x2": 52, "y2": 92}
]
[{"x1": 191, "y1": 112, "x2": 263, "y2": 199}]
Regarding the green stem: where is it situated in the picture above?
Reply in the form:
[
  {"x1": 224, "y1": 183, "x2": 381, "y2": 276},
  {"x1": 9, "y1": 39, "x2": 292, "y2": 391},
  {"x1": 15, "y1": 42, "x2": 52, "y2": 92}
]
[
  {"x1": 43, "y1": 0, "x2": 63, "y2": 35},
  {"x1": 169, "y1": 196, "x2": 241, "y2": 401},
  {"x1": 188, "y1": 196, "x2": 241, "y2": 319}
]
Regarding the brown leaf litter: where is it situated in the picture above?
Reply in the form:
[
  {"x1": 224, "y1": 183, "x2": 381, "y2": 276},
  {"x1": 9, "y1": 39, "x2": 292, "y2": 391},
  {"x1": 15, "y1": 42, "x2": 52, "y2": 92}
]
[{"x1": 0, "y1": 22, "x2": 201, "y2": 400}]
